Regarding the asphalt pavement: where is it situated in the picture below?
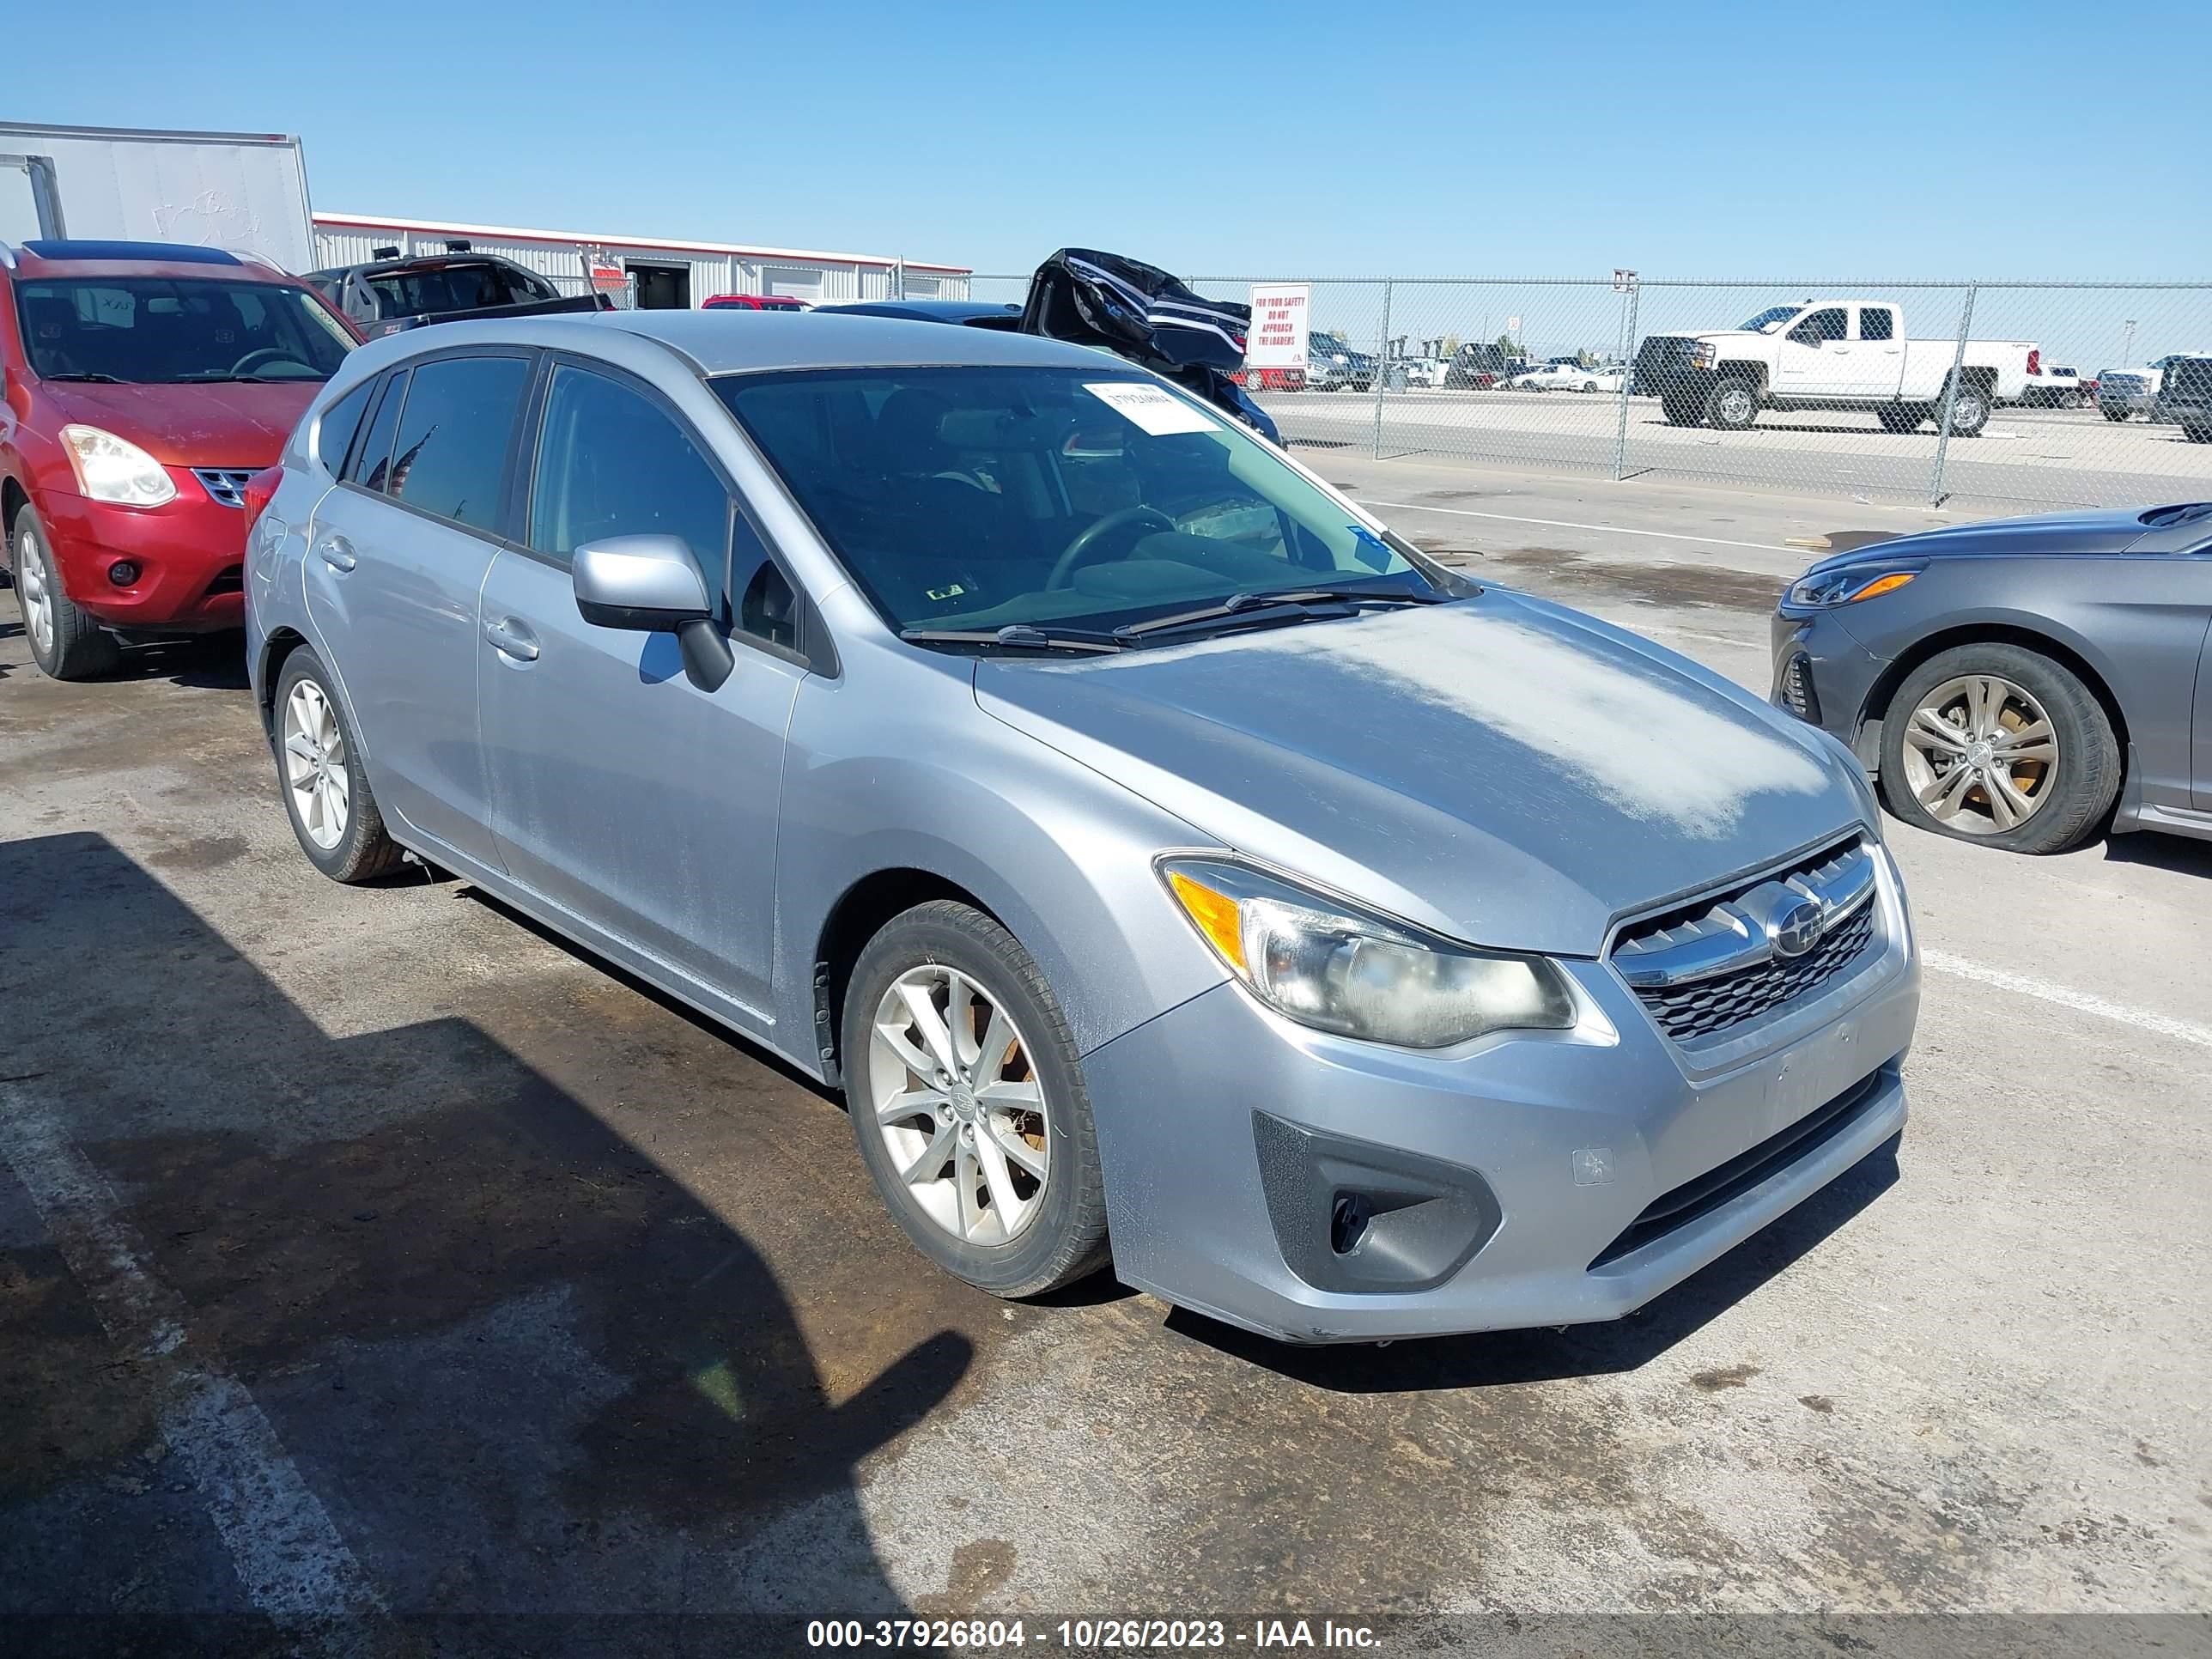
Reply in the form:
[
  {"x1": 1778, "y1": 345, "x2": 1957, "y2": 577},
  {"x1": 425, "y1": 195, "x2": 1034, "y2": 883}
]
[{"x1": 2, "y1": 457, "x2": 2207, "y2": 1656}]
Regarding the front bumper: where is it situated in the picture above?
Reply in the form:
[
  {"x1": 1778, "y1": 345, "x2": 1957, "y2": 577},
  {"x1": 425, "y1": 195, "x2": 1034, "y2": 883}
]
[
  {"x1": 1771, "y1": 608, "x2": 1889, "y2": 770},
  {"x1": 1085, "y1": 860, "x2": 1918, "y2": 1343},
  {"x1": 37, "y1": 475, "x2": 250, "y2": 634}
]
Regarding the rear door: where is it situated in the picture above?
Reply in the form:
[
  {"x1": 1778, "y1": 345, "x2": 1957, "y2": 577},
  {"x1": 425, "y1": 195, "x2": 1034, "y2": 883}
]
[
  {"x1": 475, "y1": 357, "x2": 805, "y2": 1016},
  {"x1": 1847, "y1": 305, "x2": 1905, "y2": 398},
  {"x1": 303, "y1": 350, "x2": 532, "y2": 868}
]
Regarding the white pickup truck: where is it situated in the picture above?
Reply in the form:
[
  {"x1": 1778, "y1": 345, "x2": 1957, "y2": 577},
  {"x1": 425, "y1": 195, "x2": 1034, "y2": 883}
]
[{"x1": 1637, "y1": 301, "x2": 2038, "y2": 437}]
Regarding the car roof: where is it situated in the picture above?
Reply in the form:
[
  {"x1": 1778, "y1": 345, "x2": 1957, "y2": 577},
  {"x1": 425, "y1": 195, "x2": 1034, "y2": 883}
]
[
  {"x1": 3, "y1": 239, "x2": 296, "y2": 283},
  {"x1": 360, "y1": 310, "x2": 1116, "y2": 375}
]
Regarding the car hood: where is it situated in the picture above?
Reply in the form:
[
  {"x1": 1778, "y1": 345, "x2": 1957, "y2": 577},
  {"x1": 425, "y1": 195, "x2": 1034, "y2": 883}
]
[
  {"x1": 42, "y1": 380, "x2": 320, "y2": 467},
  {"x1": 975, "y1": 592, "x2": 1862, "y2": 957},
  {"x1": 1800, "y1": 508, "x2": 2160, "y2": 575}
]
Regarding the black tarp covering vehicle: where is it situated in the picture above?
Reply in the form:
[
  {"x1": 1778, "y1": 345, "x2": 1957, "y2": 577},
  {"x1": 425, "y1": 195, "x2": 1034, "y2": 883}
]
[{"x1": 1018, "y1": 248, "x2": 1278, "y2": 443}]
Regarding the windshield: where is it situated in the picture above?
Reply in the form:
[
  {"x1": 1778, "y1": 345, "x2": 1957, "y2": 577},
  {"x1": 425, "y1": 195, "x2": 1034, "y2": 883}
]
[
  {"x1": 1735, "y1": 306, "x2": 1802, "y2": 334},
  {"x1": 16, "y1": 277, "x2": 355, "y2": 384},
  {"x1": 714, "y1": 367, "x2": 1434, "y2": 637}
]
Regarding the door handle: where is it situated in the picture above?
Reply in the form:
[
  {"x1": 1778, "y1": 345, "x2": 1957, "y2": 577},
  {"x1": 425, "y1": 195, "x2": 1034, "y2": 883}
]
[
  {"x1": 314, "y1": 532, "x2": 356, "y2": 573},
  {"x1": 483, "y1": 617, "x2": 540, "y2": 661}
]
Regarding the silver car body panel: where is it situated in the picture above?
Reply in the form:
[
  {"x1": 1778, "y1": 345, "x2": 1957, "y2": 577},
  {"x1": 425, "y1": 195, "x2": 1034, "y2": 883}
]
[{"x1": 251, "y1": 313, "x2": 1918, "y2": 1342}]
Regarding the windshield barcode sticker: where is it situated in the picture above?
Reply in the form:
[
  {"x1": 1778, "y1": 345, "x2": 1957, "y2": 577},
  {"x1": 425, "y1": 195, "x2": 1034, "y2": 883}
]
[{"x1": 1083, "y1": 382, "x2": 1220, "y2": 436}]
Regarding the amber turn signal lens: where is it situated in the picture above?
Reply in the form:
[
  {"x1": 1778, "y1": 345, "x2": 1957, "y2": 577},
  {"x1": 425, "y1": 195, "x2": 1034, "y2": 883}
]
[
  {"x1": 1165, "y1": 869, "x2": 1246, "y2": 973},
  {"x1": 1847, "y1": 571, "x2": 1917, "y2": 603}
]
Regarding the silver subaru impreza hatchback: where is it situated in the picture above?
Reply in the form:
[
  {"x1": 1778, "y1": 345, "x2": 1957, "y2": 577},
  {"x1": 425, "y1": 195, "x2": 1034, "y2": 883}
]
[{"x1": 246, "y1": 312, "x2": 1917, "y2": 1344}]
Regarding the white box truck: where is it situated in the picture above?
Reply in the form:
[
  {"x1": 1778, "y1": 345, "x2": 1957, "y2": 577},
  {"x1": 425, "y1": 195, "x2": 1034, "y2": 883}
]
[{"x1": 0, "y1": 122, "x2": 316, "y2": 272}]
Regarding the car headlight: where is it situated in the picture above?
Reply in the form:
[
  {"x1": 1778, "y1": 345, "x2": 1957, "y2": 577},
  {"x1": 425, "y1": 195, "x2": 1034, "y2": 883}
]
[
  {"x1": 1159, "y1": 856, "x2": 1576, "y2": 1048},
  {"x1": 60, "y1": 425, "x2": 177, "y2": 507},
  {"x1": 1786, "y1": 561, "x2": 1924, "y2": 608}
]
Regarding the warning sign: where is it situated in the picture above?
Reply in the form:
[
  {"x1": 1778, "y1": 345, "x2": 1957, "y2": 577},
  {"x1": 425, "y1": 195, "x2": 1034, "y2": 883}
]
[{"x1": 1247, "y1": 283, "x2": 1310, "y2": 369}]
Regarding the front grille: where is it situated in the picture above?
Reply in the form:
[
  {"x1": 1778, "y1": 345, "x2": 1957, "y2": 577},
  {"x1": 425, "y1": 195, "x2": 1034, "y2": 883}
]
[
  {"x1": 1589, "y1": 1067, "x2": 1889, "y2": 1267},
  {"x1": 193, "y1": 468, "x2": 257, "y2": 508},
  {"x1": 1634, "y1": 900, "x2": 1875, "y2": 1042},
  {"x1": 1778, "y1": 655, "x2": 1820, "y2": 722},
  {"x1": 1613, "y1": 838, "x2": 1881, "y2": 1043}
]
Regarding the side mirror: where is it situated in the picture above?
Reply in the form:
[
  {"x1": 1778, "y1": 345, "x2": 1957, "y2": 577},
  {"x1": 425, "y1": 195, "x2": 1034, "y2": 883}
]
[{"x1": 572, "y1": 535, "x2": 733, "y2": 691}]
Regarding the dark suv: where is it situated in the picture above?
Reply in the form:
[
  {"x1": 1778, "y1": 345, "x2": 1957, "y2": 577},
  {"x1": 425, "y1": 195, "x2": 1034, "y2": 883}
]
[
  {"x1": 303, "y1": 251, "x2": 610, "y2": 339},
  {"x1": 2156, "y1": 356, "x2": 2212, "y2": 442}
]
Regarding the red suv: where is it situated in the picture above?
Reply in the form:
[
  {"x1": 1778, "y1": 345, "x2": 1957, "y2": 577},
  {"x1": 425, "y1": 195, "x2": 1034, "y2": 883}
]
[
  {"x1": 700, "y1": 293, "x2": 806, "y2": 312},
  {"x1": 2, "y1": 240, "x2": 362, "y2": 679}
]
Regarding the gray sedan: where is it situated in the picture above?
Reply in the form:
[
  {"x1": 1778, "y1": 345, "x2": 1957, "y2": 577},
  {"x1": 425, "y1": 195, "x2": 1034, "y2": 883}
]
[
  {"x1": 247, "y1": 313, "x2": 1917, "y2": 1343},
  {"x1": 1772, "y1": 505, "x2": 2212, "y2": 854}
]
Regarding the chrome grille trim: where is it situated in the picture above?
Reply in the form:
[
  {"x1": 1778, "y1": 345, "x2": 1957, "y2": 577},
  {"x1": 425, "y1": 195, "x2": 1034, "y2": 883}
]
[
  {"x1": 1613, "y1": 840, "x2": 1876, "y2": 993},
  {"x1": 193, "y1": 468, "x2": 257, "y2": 508}
]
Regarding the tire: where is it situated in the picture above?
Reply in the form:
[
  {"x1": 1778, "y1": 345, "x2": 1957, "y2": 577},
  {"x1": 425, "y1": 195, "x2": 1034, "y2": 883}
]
[
  {"x1": 9, "y1": 503, "x2": 121, "y2": 681},
  {"x1": 1580, "y1": 381, "x2": 1598, "y2": 393},
  {"x1": 1938, "y1": 379, "x2": 1991, "y2": 437},
  {"x1": 2101, "y1": 406, "x2": 2130, "y2": 422},
  {"x1": 1878, "y1": 405, "x2": 1923, "y2": 434},
  {"x1": 1879, "y1": 643, "x2": 2118, "y2": 855},
  {"x1": 842, "y1": 901, "x2": 1109, "y2": 1299},
  {"x1": 271, "y1": 646, "x2": 405, "y2": 883},
  {"x1": 2070, "y1": 390, "x2": 2089, "y2": 410},
  {"x1": 1705, "y1": 376, "x2": 1759, "y2": 430}
]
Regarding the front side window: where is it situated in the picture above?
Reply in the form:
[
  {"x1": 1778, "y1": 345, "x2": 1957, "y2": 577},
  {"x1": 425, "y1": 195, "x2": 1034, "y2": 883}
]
[
  {"x1": 14, "y1": 277, "x2": 354, "y2": 384},
  {"x1": 528, "y1": 365, "x2": 732, "y2": 602},
  {"x1": 384, "y1": 356, "x2": 530, "y2": 531},
  {"x1": 716, "y1": 367, "x2": 1431, "y2": 636},
  {"x1": 1796, "y1": 308, "x2": 1848, "y2": 343}
]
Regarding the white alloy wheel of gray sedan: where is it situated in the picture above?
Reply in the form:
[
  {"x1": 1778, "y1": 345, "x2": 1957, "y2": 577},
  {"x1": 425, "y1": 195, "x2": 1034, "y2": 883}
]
[
  {"x1": 869, "y1": 963, "x2": 1050, "y2": 1246},
  {"x1": 283, "y1": 678, "x2": 352, "y2": 850},
  {"x1": 1897, "y1": 673, "x2": 2057, "y2": 836}
]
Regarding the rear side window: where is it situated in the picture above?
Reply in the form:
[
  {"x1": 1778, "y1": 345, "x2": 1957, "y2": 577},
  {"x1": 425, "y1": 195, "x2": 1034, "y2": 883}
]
[
  {"x1": 347, "y1": 370, "x2": 407, "y2": 491},
  {"x1": 386, "y1": 356, "x2": 531, "y2": 532},
  {"x1": 1856, "y1": 307, "x2": 1894, "y2": 342},
  {"x1": 317, "y1": 380, "x2": 376, "y2": 474},
  {"x1": 527, "y1": 364, "x2": 732, "y2": 600}
]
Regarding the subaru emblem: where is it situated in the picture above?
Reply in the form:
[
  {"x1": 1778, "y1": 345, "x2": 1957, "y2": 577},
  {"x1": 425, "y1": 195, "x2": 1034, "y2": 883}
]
[{"x1": 1772, "y1": 897, "x2": 1825, "y2": 958}]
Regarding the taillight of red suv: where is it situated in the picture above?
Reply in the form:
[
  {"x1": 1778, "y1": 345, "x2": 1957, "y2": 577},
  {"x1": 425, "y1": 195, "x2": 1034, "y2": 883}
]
[{"x1": 2027, "y1": 349, "x2": 2040, "y2": 377}]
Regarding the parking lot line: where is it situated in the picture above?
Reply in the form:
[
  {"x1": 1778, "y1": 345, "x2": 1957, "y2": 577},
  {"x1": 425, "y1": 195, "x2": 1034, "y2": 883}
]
[
  {"x1": 1357, "y1": 498, "x2": 1800, "y2": 553},
  {"x1": 0, "y1": 1085, "x2": 386, "y2": 1632},
  {"x1": 1923, "y1": 950, "x2": 2212, "y2": 1050}
]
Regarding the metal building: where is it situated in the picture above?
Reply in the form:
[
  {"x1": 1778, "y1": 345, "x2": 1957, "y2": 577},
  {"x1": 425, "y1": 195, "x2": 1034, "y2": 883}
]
[{"x1": 309, "y1": 211, "x2": 970, "y2": 307}]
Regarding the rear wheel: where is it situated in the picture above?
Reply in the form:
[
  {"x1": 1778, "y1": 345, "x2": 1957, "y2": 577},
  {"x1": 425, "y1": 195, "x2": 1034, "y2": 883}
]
[
  {"x1": 273, "y1": 647, "x2": 405, "y2": 883},
  {"x1": 10, "y1": 505, "x2": 120, "y2": 681},
  {"x1": 1938, "y1": 379, "x2": 1991, "y2": 437},
  {"x1": 1879, "y1": 644, "x2": 2118, "y2": 854},
  {"x1": 1705, "y1": 377, "x2": 1759, "y2": 430},
  {"x1": 842, "y1": 902, "x2": 1109, "y2": 1298}
]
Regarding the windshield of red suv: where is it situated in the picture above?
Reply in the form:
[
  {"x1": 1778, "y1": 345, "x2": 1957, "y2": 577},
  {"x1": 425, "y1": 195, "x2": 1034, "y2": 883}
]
[{"x1": 16, "y1": 277, "x2": 356, "y2": 385}]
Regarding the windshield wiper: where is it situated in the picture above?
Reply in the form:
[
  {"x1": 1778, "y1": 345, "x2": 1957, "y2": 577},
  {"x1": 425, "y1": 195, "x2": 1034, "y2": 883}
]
[
  {"x1": 42, "y1": 372, "x2": 126, "y2": 383},
  {"x1": 1113, "y1": 583, "x2": 1450, "y2": 643},
  {"x1": 901, "y1": 623, "x2": 1126, "y2": 654}
]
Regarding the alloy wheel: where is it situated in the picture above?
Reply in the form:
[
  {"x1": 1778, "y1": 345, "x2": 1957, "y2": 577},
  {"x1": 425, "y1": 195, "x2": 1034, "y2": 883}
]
[
  {"x1": 1898, "y1": 673, "x2": 2057, "y2": 836},
  {"x1": 1717, "y1": 384, "x2": 1756, "y2": 424},
  {"x1": 867, "y1": 964, "x2": 1050, "y2": 1247},
  {"x1": 282, "y1": 679, "x2": 351, "y2": 850},
  {"x1": 16, "y1": 527, "x2": 54, "y2": 657}
]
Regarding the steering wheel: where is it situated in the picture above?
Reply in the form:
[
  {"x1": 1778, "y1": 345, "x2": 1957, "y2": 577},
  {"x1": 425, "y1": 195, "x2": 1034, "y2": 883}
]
[
  {"x1": 228, "y1": 347, "x2": 306, "y2": 377},
  {"x1": 1046, "y1": 507, "x2": 1177, "y2": 590}
]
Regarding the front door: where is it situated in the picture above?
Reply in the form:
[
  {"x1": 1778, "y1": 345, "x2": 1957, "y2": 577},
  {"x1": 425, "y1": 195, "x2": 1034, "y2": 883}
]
[
  {"x1": 303, "y1": 354, "x2": 532, "y2": 867},
  {"x1": 476, "y1": 359, "x2": 802, "y2": 1017},
  {"x1": 1773, "y1": 306, "x2": 1851, "y2": 396}
]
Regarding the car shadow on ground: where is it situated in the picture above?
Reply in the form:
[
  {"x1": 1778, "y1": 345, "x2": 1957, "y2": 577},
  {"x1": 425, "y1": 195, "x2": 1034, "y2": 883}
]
[
  {"x1": 2101, "y1": 828, "x2": 2212, "y2": 878},
  {"x1": 1165, "y1": 1135, "x2": 1900, "y2": 1395},
  {"x1": 0, "y1": 832, "x2": 968, "y2": 1655}
]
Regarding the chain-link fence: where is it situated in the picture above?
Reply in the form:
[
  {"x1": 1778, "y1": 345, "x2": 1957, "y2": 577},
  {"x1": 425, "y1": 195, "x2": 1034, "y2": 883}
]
[{"x1": 968, "y1": 273, "x2": 2212, "y2": 511}]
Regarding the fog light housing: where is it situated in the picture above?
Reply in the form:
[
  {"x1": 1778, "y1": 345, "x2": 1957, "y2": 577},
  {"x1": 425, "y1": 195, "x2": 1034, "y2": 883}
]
[{"x1": 107, "y1": 561, "x2": 142, "y2": 586}]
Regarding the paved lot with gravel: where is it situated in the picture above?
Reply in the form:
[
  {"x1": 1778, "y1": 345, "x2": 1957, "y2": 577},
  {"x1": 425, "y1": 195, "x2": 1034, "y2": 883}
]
[{"x1": 3, "y1": 457, "x2": 2208, "y2": 1656}]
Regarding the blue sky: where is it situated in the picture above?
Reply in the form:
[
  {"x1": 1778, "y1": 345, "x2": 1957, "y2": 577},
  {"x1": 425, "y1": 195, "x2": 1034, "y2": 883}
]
[{"x1": 12, "y1": 0, "x2": 2209, "y2": 281}]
